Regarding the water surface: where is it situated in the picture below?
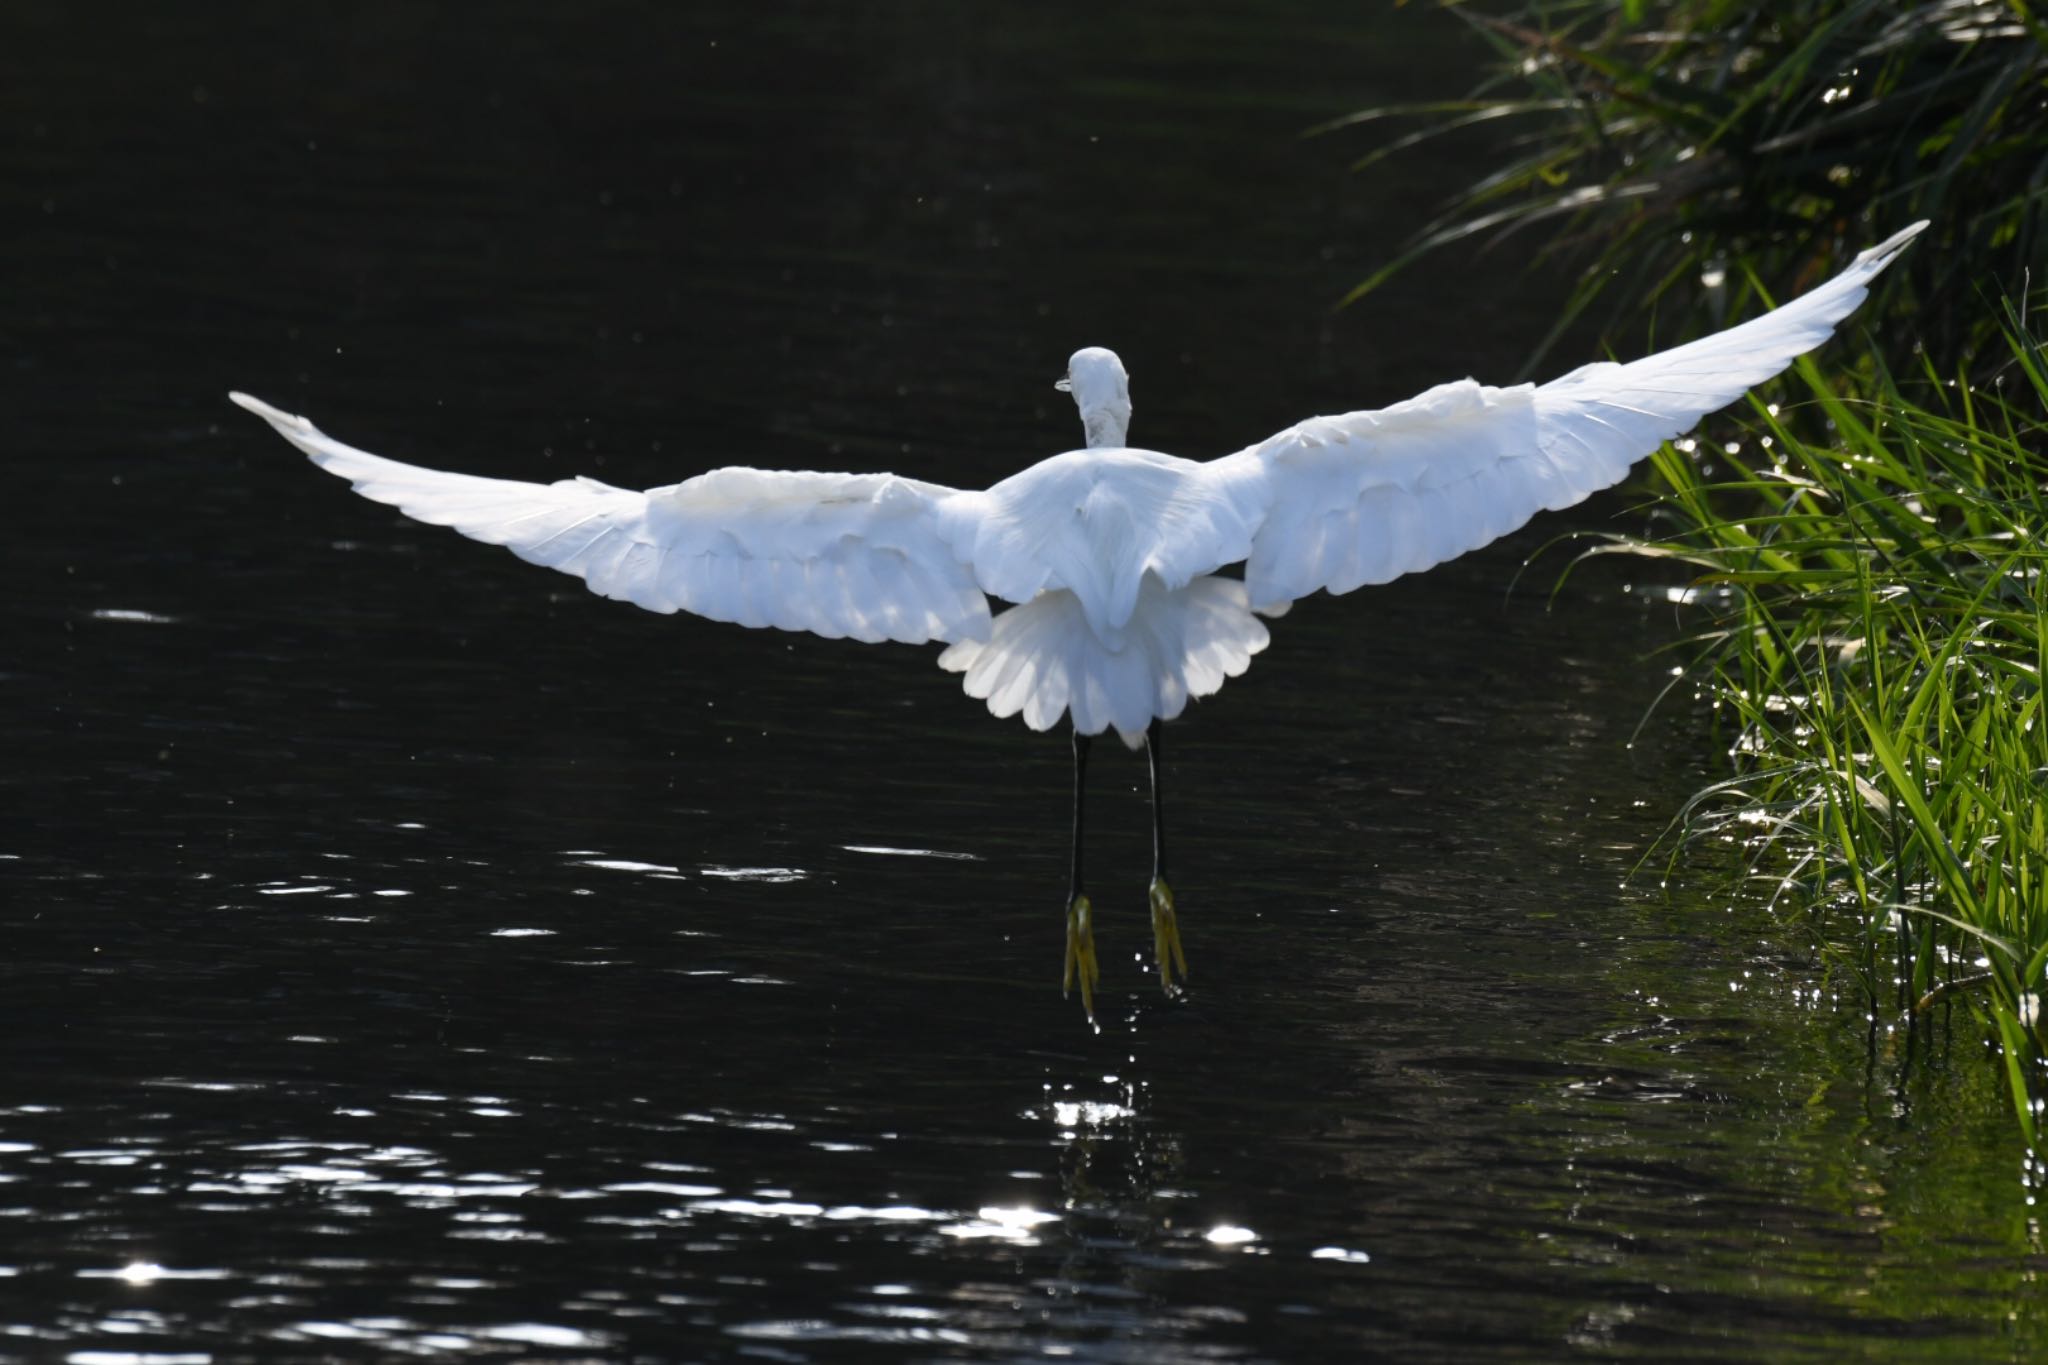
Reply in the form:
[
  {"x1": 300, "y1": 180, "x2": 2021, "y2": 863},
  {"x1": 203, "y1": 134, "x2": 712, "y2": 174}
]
[{"x1": 4, "y1": 3, "x2": 2041, "y2": 1359}]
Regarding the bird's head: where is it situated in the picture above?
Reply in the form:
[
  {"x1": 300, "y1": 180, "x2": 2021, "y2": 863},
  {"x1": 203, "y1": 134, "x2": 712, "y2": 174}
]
[{"x1": 1055, "y1": 346, "x2": 1132, "y2": 450}]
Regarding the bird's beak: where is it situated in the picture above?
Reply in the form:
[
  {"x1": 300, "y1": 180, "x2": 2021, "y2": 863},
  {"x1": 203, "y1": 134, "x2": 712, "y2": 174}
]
[{"x1": 1053, "y1": 377, "x2": 1072, "y2": 392}]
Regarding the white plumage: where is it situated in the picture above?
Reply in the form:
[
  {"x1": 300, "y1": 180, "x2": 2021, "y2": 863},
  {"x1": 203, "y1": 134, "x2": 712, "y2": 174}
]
[
  {"x1": 941, "y1": 574, "x2": 1271, "y2": 741},
  {"x1": 231, "y1": 222, "x2": 1923, "y2": 747}
]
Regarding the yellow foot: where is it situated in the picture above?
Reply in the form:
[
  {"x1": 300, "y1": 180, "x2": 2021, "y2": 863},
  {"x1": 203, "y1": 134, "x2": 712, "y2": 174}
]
[
  {"x1": 1149, "y1": 877, "x2": 1189, "y2": 996},
  {"x1": 1063, "y1": 894, "x2": 1100, "y2": 1019}
]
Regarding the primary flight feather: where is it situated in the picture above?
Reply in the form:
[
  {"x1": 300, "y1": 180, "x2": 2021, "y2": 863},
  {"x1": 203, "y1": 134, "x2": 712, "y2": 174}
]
[{"x1": 231, "y1": 220, "x2": 1924, "y2": 1019}]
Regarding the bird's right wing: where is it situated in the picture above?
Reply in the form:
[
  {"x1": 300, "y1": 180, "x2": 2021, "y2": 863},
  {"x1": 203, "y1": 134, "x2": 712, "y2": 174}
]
[
  {"x1": 1219, "y1": 221, "x2": 1926, "y2": 613},
  {"x1": 230, "y1": 393, "x2": 991, "y2": 645}
]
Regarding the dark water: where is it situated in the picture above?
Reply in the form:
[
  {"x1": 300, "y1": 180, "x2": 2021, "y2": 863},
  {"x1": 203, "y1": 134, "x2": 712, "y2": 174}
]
[{"x1": 5, "y1": 4, "x2": 2043, "y2": 1360}]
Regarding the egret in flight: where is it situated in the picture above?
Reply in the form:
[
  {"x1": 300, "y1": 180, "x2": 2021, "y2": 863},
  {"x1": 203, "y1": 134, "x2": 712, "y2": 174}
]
[{"x1": 231, "y1": 221, "x2": 1923, "y2": 1020}]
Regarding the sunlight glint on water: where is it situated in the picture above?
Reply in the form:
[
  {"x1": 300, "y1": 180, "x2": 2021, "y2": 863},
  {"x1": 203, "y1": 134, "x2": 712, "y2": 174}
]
[{"x1": 3, "y1": 0, "x2": 2043, "y2": 1357}]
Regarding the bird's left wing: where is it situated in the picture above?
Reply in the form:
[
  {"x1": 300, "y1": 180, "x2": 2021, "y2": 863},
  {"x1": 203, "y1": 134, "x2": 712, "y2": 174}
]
[
  {"x1": 1217, "y1": 221, "x2": 1926, "y2": 613},
  {"x1": 230, "y1": 393, "x2": 990, "y2": 644}
]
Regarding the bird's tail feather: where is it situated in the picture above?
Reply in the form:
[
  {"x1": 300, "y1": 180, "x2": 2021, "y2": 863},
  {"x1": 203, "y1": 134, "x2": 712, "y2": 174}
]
[{"x1": 938, "y1": 574, "x2": 1268, "y2": 745}]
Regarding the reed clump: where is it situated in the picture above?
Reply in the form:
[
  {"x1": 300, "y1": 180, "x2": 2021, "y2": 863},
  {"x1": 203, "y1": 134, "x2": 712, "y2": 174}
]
[
  {"x1": 1332, "y1": 0, "x2": 2048, "y2": 375},
  {"x1": 1589, "y1": 321, "x2": 2048, "y2": 1139}
]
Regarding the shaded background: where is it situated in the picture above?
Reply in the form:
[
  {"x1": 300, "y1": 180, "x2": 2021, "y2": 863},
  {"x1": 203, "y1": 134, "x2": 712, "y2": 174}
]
[{"x1": 4, "y1": 3, "x2": 2041, "y2": 1360}]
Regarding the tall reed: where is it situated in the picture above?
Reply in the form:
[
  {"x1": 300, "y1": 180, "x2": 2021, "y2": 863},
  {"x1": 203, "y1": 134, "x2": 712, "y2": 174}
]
[{"x1": 1589, "y1": 319, "x2": 2048, "y2": 1139}]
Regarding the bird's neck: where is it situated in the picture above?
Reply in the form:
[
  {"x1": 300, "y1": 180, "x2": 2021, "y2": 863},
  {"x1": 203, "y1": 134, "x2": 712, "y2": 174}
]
[{"x1": 1082, "y1": 406, "x2": 1130, "y2": 449}]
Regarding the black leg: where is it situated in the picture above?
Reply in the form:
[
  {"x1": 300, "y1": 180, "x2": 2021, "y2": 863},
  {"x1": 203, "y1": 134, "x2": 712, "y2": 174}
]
[
  {"x1": 1146, "y1": 718, "x2": 1166, "y2": 884},
  {"x1": 1069, "y1": 727, "x2": 1092, "y2": 903},
  {"x1": 1146, "y1": 719, "x2": 1188, "y2": 994},
  {"x1": 1063, "y1": 726, "x2": 1099, "y2": 1018}
]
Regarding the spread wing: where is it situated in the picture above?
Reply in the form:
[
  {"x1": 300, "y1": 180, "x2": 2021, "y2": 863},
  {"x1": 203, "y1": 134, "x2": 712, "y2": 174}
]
[
  {"x1": 1220, "y1": 221, "x2": 1927, "y2": 613},
  {"x1": 230, "y1": 393, "x2": 991, "y2": 645}
]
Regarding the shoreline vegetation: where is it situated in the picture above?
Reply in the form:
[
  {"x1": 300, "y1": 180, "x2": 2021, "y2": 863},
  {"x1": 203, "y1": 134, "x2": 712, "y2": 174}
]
[
  {"x1": 1340, "y1": 0, "x2": 2048, "y2": 1139},
  {"x1": 1327, "y1": 0, "x2": 2044, "y2": 376},
  {"x1": 1585, "y1": 330, "x2": 2048, "y2": 1143}
]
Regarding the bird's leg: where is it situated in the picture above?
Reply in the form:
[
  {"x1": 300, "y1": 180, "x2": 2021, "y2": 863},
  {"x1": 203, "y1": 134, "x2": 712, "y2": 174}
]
[
  {"x1": 1063, "y1": 726, "x2": 1100, "y2": 1020},
  {"x1": 1147, "y1": 718, "x2": 1188, "y2": 995}
]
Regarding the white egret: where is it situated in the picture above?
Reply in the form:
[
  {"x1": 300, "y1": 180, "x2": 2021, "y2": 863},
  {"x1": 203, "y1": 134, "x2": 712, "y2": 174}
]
[{"x1": 231, "y1": 221, "x2": 1923, "y2": 1019}]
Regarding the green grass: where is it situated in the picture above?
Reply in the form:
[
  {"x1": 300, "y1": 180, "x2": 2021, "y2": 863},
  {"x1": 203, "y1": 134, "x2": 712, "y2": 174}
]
[{"x1": 1580, "y1": 318, "x2": 2048, "y2": 1139}]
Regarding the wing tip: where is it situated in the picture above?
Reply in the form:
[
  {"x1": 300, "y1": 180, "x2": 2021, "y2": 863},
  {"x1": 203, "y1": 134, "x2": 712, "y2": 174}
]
[
  {"x1": 227, "y1": 390, "x2": 318, "y2": 436},
  {"x1": 1856, "y1": 220, "x2": 1930, "y2": 270}
]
